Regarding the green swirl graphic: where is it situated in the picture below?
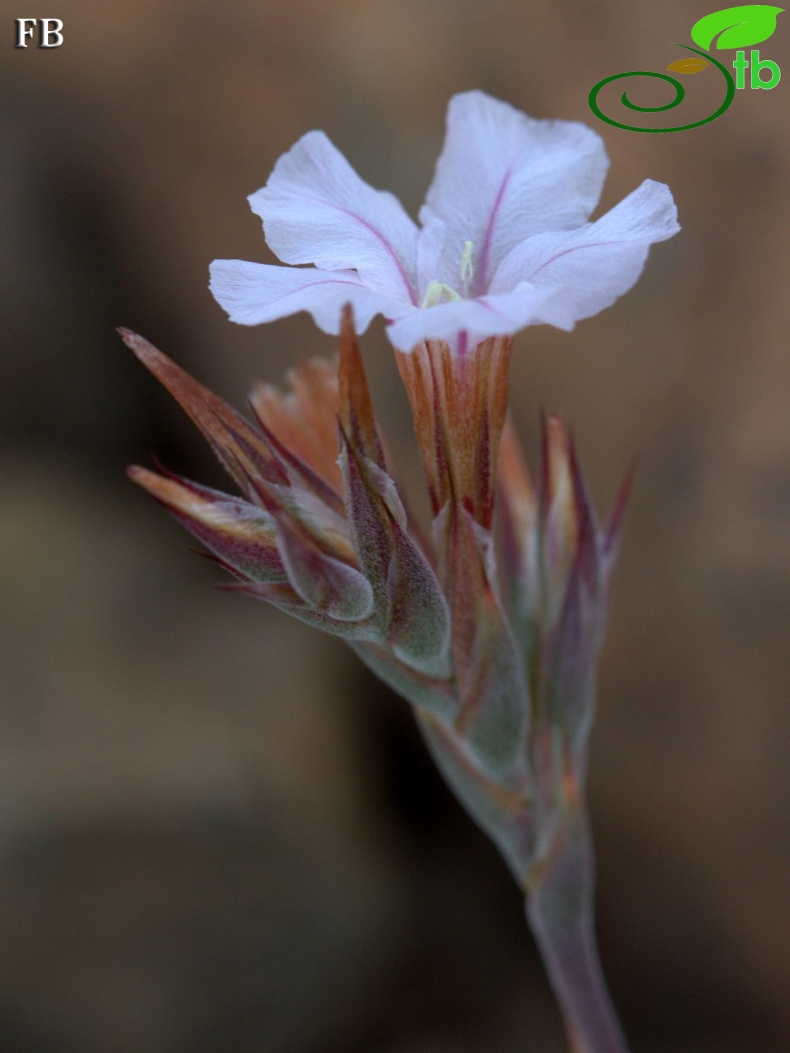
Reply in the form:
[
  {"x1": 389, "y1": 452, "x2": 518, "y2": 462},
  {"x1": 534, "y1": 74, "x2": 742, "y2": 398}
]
[{"x1": 588, "y1": 44, "x2": 736, "y2": 132}]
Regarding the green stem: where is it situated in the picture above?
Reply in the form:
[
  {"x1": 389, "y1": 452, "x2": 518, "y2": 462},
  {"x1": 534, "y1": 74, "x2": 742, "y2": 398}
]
[{"x1": 526, "y1": 803, "x2": 628, "y2": 1053}]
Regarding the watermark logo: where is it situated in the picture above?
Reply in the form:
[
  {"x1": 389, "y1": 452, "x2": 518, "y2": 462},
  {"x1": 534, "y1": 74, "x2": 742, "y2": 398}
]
[
  {"x1": 14, "y1": 18, "x2": 64, "y2": 48},
  {"x1": 589, "y1": 4, "x2": 783, "y2": 132}
]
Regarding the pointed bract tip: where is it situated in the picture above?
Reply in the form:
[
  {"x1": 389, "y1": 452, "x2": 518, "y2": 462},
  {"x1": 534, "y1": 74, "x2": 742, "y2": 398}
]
[
  {"x1": 541, "y1": 413, "x2": 574, "y2": 512},
  {"x1": 126, "y1": 464, "x2": 193, "y2": 509},
  {"x1": 604, "y1": 457, "x2": 637, "y2": 557},
  {"x1": 127, "y1": 463, "x2": 156, "y2": 488},
  {"x1": 118, "y1": 328, "x2": 160, "y2": 364},
  {"x1": 337, "y1": 303, "x2": 384, "y2": 467}
]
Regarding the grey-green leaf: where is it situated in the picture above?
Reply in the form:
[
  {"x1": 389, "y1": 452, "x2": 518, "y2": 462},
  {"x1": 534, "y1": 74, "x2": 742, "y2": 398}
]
[{"x1": 691, "y1": 5, "x2": 783, "y2": 50}]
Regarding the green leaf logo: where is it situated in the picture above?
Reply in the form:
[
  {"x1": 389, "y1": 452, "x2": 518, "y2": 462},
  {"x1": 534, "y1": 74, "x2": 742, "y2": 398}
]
[{"x1": 691, "y1": 5, "x2": 783, "y2": 50}]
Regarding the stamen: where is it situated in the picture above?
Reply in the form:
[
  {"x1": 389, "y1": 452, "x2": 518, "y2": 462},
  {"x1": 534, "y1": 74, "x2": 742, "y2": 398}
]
[
  {"x1": 422, "y1": 280, "x2": 462, "y2": 308},
  {"x1": 460, "y1": 240, "x2": 474, "y2": 284}
]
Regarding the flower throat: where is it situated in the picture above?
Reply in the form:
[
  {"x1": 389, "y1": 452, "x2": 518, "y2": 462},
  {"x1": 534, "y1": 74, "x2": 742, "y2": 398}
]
[{"x1": 421, "y1": 239, "x2": 474, "y2": 307}]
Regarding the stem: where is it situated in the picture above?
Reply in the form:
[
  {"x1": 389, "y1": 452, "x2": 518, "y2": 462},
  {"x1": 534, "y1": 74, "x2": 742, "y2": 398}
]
[{"x1": 526, "y1": 802, "x2": 628, "y2": 1053}]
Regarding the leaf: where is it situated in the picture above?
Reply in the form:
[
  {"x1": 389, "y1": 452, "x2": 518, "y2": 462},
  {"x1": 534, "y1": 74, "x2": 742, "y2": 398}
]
[
  {"x1": 666, "y1": 58, "x2": 710, "y2": 74},
  {"x1": 690, "y1": 5, "x2": 784, "y2": 50}
]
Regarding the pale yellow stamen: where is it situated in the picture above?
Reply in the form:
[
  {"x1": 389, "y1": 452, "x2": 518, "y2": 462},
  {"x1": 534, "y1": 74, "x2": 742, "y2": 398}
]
[
  {"x1": 460, "y1": 240, "x2": 474, "y2": 284},
  {"x1": 422, "y1": 280, "x2": 462, "y2": 308},
  {"x1": 421, "y1": 241, "x2": 475, "y2": 308}
]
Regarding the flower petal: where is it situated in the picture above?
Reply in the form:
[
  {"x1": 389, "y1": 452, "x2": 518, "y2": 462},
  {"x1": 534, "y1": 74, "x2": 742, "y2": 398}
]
[
  {"x1": 209, "y1": 259, "x2": 414, "y2": 334},
  {"x1": 418, "y1": 91, "x2": 609, "y2": 296},
  {"x1": 250, "y1": 131, "x2": 419, "y2": 303},
  {"x1": 386, "y1": 283, "x2": 575, "y2": 352},
  {"x1": 490, "y1": 179, "x2": 679, "y2": 321}
]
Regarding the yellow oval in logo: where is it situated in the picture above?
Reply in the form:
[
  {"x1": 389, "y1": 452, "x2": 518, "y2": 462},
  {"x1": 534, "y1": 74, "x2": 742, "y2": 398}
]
[{"x1": 666, "y1": 58, "x2": 709, "y2": 75}]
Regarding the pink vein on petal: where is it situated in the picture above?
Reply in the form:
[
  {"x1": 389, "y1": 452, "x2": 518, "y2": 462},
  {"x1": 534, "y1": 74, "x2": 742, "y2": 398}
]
[
  {"x1": 297, "y1": 192, "x2": 418, "y2": 306},
  {"x1": 527, "y1": 240, "x2": 619, "y2": 278},
  {"x1": 475, "y1": 160, "x2": 515, "y2": 296}
]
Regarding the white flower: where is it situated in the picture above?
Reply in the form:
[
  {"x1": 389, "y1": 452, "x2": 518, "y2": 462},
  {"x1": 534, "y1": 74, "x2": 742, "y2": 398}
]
[{"x1": 210, "y1": 91, "x2": 679, "y2": 353}]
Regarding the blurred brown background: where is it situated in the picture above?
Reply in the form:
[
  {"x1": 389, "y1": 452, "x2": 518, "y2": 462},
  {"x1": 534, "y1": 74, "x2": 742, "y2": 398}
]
[{"x1": 1, "y1": 1, "x2": 788, "y2": 1051}]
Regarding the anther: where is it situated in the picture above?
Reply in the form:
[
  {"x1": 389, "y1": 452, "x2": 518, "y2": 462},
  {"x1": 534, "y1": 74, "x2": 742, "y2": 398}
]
[{"x1": 422, "y1": 280, "x2": 462, "y2": 308}]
